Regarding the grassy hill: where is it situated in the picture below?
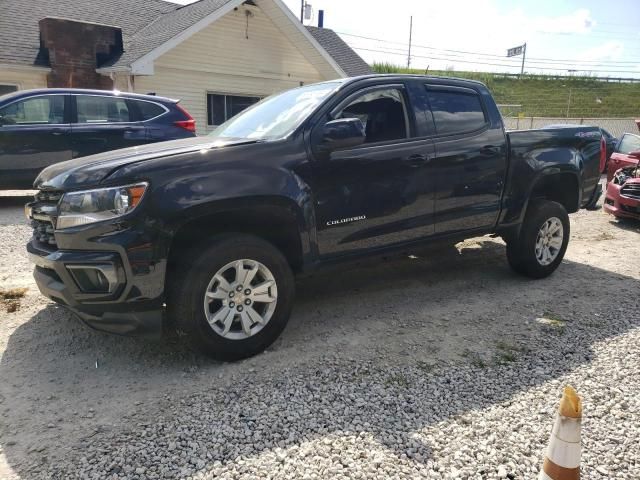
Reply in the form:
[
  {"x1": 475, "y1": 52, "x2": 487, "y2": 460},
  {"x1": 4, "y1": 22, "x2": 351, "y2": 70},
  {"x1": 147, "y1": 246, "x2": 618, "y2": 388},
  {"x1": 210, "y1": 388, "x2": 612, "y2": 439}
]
[{"x1": 371, "y1": 63, "x2": 640, "y2": 118}]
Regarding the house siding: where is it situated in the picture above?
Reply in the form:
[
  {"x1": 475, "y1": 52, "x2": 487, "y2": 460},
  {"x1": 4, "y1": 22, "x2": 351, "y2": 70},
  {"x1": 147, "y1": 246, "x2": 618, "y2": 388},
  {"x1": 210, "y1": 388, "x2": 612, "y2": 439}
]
[
  {"x1": 0, "y1": 67, "x2": 48, "y2": 91},
  {"x1": 131, "y1": 4, "x2": 328, "y2": 134}
]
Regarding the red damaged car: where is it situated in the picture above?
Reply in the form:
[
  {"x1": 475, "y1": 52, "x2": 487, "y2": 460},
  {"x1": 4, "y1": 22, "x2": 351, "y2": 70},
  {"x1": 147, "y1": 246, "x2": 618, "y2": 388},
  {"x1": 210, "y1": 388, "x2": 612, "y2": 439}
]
[
  {"x1": 604, "y1": 149, "x2": 640, "y2": 221},
  {"x1": 606, "y1": 133, "x2": 640, "y2": 183}
]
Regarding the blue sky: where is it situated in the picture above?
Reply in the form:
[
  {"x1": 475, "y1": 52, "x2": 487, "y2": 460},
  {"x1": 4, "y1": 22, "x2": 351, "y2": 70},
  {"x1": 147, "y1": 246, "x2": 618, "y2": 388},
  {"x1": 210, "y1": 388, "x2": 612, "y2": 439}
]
[
  {"x1": 173, "y1": 0, "x2": 640, "y2": 77},
  {"x1": 280, "y1": 0, "x2": 640, "y2": 77}
]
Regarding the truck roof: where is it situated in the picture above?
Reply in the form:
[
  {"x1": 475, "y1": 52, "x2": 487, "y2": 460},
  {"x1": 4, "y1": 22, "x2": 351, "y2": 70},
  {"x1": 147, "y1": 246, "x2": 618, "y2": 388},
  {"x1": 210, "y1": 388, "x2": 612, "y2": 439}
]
[{"x1": 341, "y1": 74, "x2": 488, "y2": 88}]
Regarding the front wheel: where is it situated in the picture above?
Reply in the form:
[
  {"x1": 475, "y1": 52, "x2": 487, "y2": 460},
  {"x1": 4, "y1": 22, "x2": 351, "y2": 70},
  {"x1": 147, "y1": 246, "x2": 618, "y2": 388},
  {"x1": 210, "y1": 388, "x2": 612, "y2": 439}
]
[
  {"x1": 506, "y1": 200, "x2": 570, "y2": 279},
  {"x1": 168, "y1": 234, "x2": 295, "y2": 361}
]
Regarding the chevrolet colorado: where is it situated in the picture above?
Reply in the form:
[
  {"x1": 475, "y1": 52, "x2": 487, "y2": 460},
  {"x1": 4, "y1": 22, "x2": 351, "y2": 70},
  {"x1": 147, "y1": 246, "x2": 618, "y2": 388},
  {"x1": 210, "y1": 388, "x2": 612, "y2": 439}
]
[{"x1": 26, "y1": 75, "x2": 603, "y2": 360}]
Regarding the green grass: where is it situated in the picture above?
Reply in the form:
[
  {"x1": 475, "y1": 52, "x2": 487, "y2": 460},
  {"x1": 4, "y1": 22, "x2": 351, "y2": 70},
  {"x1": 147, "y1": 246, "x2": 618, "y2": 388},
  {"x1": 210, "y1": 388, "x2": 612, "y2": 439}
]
[
  {"x1": 494, "y1": 341, "x2": 526, "y2": 364},
  {"x1": 371, "y1": 62, "x2": 640, "y2": 118},
  {"x1": 386, "y1": 373, "x2": 410, "y2": 388},
  {"x1": 461, "y1": 349, "x2": 488, "y2": 368}
]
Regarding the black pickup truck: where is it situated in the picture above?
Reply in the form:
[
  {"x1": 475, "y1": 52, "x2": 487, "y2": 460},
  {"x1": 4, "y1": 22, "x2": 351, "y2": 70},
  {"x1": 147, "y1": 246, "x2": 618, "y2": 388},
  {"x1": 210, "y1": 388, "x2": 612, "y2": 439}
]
[{"x1": 26, "y1": 75, "x2": 603, "y2": 360}]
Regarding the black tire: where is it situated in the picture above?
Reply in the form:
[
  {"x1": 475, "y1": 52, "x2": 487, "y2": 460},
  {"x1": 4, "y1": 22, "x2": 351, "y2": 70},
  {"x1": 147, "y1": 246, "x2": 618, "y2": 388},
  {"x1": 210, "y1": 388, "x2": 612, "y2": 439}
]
[
  {"x1": 167, "y1": 234, "x2": 294, "y2": 361},
  {"x1": 506, "y1": 200, "x2": 570, "y2": 279}
]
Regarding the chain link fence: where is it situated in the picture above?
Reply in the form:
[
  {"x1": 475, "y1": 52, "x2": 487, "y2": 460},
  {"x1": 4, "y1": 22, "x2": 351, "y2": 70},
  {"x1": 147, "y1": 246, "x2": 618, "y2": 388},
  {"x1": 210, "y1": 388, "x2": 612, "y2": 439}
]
[{"x1": 503, "y1": 117, "x2": 639, "y2": 138}]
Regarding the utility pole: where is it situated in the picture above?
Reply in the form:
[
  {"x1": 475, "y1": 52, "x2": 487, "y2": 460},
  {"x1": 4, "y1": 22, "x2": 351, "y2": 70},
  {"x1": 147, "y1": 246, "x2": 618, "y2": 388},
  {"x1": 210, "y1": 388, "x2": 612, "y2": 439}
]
[
  {"x1": 521, "y1": 42, "x2": 527, "y2": 76},
  {"x1": 300, "y1": 0, "x2": 304, "y2": 23},
  {"x1": 407, "y1": 16, "x2": 413, "y2": 69}
]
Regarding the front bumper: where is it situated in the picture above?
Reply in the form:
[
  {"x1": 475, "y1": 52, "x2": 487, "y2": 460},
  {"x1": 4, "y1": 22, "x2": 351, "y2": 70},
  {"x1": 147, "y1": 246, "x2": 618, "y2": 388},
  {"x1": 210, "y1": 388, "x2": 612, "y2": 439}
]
[
  {"x1": 27, "y1": 230, "x2": 166, "y2": 337},
  {"x1": 603, "y1": 182, "x2": 640, "y2": 220}
]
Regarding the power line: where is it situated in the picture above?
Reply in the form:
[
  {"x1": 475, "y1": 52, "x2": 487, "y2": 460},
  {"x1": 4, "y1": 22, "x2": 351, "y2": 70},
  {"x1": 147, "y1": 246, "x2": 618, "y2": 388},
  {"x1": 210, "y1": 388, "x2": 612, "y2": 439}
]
[
  {"x1": 350, "y1": 41, "x2": 637, "y2": 68},
  {"x1": 337, "y1": 31, "x2": 640, "y2": 65},
  {"x1": 354, "y1": 46, "x2": 640, "y2": 74}
]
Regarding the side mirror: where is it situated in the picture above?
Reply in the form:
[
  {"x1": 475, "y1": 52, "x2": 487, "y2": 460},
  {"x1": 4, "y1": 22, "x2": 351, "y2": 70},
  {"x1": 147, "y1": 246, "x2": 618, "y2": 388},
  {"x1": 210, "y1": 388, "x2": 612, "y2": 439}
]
[
  {"x1": 0, "y1": 115, "x2": 14, "y2": 126},
  {"x1": 628, "y1": 150, "x2": 640, "y2": 159},
  {"x1": 321, "y1": 117, "x2": 365, "y2": 152}
]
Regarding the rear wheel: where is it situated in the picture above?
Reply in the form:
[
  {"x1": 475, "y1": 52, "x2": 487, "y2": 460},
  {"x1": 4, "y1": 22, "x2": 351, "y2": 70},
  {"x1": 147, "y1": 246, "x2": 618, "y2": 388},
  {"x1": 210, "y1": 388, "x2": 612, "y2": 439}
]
[
  {"x1": 168, "y1": 234, "x2": 294, "y2": 361},
  {"x1": 506, "y1": 200, "x2": 570, "y2": 279}
]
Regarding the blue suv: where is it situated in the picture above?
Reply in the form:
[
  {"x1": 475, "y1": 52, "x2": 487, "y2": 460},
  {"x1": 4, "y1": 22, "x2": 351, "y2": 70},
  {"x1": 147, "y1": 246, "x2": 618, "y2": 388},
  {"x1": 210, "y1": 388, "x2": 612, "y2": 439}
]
[{"x1": 0, "y1": 89, "x2": 196, "y2": 189}]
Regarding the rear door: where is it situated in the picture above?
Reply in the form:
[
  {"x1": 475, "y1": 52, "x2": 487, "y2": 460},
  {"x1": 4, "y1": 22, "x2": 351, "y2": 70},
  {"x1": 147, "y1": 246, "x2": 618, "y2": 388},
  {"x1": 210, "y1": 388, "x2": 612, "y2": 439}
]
[
  {"x1": 71, "y1": 94, "x2": 146, "y2": 158},
  {"x1": 0, "y1": 94, "x2": 71, "y2": 188},
  {"x1": 607, "y1": 133, "x2": 640, "y2": 182},
  {"x1": 425, "y1": 85, "x2": 507, "y2": 235}
]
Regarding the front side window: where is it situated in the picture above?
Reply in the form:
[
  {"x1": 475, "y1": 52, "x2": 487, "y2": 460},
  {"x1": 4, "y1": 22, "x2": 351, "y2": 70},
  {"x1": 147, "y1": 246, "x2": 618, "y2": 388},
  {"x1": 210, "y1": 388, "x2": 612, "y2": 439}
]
[
  {"x1": 76, "y1": 96, "x2": 131, "y2": 123},
  {"x1": 427, "y1": 89, "x2": 487, "y2": 135},
  {"x1": 207, "y1": 94, "x2": 260, "y2": 126},
  {"x1": 0, "y1": 95, "x2": 65, "y2": 125},
  {"x1": 617, "y1": 134, "x2": 640, "y2": 154},
  {"x1": 336, "y1": 88, "x2": 408, "y2": 144}
]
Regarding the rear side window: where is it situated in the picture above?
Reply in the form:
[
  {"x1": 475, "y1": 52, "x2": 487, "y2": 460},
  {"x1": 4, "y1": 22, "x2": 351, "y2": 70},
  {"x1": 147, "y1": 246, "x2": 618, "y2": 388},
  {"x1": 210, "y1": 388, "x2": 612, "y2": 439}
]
[
  {"x1": 617, "y1": 134, "x2": 640, "y2": 154},
  {"x1": 426, "y1": 89, "x2": 486, "y2": 135},
  {"x1": 0, "y1": 95, "x2": 65, "y2": 125},
  {"x1": 76, "y1": 95, "x2": 131, "y2": 123},
  {"x1": 136, "y1": 100, "x2": 166, "y2": 120}
]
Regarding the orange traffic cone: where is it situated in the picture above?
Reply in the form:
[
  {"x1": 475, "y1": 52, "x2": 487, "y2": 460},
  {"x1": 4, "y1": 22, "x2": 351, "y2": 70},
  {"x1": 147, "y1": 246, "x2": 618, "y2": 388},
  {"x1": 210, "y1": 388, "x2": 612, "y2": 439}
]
[{"x1": 539, "y1": 386, "x2": 582, "y2": 480}]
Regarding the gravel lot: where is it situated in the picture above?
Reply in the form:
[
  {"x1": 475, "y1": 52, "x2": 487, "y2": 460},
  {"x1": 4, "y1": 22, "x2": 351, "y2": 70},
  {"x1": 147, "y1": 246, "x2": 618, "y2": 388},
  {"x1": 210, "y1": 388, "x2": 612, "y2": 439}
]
[{"x1": 1, "y1": 189, "x2": 639, "y2": 479}]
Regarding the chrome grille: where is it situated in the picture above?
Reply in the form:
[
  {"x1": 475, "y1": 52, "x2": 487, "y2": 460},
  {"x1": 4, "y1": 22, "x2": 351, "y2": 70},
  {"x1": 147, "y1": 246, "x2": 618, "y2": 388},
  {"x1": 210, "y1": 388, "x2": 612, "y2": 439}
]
[
  {"x1": 621, "y1": 183, "x2": 640, "y2": 200},
  {"x1": 29, "y1": 190, "x2": 63, "y2": 249}
]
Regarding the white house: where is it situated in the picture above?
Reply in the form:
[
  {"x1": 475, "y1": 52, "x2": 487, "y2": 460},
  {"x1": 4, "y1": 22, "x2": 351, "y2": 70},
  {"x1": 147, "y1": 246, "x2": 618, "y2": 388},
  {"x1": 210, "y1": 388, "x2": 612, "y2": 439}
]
[{"x1": 0, "y1": 0, "x2": 371, "y2": 133}]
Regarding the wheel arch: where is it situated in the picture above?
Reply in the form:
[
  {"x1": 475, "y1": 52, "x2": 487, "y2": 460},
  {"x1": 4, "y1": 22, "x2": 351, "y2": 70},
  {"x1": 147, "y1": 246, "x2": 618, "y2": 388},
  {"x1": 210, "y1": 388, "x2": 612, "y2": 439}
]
[
  {"x1": 528, "y1": 169, "x2": 581, "y2": 214},
  {"x1": 165, "y1": 196, "x2": 311, "y2": 277},
  {"x1": 498, "y1": 168, "x2": 580, "y2": 241}
]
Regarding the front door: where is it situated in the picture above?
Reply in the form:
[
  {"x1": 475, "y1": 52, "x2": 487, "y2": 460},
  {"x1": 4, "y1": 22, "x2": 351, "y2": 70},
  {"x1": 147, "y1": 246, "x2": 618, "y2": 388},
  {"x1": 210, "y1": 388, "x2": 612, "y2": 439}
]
[
  {"x1": 0, "y1": 94, "x2": 71, "y2": 188},
  {"x1": 310, "y1": 85, "x2": 436, "y2": 257},
  {"x1": 425, "y1": 85, "x2": 507, "y2": 235},
  {"x1": 71, "y1": 95, "x2": 146, "y2": 158}
]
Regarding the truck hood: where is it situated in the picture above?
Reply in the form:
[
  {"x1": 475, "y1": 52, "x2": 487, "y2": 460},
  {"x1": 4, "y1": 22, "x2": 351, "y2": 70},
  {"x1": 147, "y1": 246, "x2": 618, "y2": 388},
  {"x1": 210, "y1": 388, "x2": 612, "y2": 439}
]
[{"x1": 35, "y1": 136, "x2": 260, "y2": 190}]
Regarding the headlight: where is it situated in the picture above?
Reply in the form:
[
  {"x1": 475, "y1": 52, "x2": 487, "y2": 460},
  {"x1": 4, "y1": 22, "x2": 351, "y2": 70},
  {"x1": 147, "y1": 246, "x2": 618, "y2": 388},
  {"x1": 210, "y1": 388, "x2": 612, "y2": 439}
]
[{"x1": 56, "y1": 183, "x2": 148, "y2": 229}]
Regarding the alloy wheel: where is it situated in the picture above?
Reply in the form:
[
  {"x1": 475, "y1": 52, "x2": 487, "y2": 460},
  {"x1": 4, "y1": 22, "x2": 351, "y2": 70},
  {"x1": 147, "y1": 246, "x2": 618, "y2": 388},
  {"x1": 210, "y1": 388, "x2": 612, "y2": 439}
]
[{"x1": 203, "y1": 259, "x2": 278, "y2": 340}]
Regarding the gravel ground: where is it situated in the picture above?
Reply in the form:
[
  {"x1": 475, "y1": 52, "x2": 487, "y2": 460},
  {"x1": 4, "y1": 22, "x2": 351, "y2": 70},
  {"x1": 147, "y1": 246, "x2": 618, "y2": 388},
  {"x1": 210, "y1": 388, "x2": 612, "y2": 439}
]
[{"x1": 0, "y1": 190, "x2": 639, "y2": 479}]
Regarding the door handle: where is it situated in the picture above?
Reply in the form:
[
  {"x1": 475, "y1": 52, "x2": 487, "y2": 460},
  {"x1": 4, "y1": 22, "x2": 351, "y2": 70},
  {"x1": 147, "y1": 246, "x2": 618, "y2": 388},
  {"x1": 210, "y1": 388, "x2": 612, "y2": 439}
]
[
  {"x1": 50, "y1": 128, "x2": 66, "y2": 136},
  {"x1": 404, "y1": 154, "x2": 429, "y2": 167}
]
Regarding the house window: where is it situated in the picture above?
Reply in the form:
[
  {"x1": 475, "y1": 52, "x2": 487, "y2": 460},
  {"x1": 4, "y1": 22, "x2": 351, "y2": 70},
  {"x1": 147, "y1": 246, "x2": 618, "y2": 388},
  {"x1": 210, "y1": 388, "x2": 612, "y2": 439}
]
[
  {"x1": 0, "y1": 85, "x2": 18, "y2": 96},
  {"x1": 207, "y1": 93, "x2": 260, "y2": 126}
]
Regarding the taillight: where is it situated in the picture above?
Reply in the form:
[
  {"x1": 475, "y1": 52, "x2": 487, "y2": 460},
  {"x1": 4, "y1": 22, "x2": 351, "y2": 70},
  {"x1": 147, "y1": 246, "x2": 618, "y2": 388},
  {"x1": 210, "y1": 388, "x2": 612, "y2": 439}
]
[
  {"x1": 599, "y1": 136, "x2": 606, "y2": 173},
  {"x1": 175, "y1": 104, "x2": 196, "y2": 132}
]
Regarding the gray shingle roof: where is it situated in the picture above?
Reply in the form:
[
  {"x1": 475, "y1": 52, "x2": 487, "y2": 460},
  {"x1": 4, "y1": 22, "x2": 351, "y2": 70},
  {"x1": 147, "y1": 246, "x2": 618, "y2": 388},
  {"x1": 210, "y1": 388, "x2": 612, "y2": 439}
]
[
  {"x1": 104, "y1": 0, "x2": 235, "y2": 68},
  {"x1": 305, "y1": 26, "x2": 371, "y2": 77},
  {"x1": 0, "y1": 0, "x2": 371, "y2": 78},
  {"x1": 0, "y1": 0, "x2": 175, "y2": 67}
]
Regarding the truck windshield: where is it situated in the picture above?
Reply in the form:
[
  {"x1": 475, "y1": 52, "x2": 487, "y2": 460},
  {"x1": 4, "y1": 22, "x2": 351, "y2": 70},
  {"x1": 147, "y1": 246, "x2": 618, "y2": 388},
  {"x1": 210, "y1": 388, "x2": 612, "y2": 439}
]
[{"x1": 208, "y1": 82, "x2": 342, "y2": 141}]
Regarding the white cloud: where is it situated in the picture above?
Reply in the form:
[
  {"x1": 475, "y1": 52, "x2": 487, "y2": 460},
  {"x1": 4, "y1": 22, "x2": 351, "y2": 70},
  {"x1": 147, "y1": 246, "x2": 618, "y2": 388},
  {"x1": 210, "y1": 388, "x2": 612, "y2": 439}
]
[
  {"x1": 576, "y1": 41, "x2": 624, "y2": 61},
  {"x1": 529, "y1": 8, "x2": 595, "y2": 34}
]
